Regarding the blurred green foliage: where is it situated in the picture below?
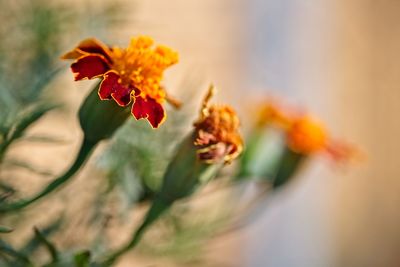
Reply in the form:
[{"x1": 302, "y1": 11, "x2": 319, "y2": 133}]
[
  {"x1": 0, "y1": 0, "x2": 123, "y2": 200},
  {"x1": 96, "y1": 74, "x2": 203, "y2": 208},
  {"x1": 97, "y1": 107, "x2": 190, "y2": 207},
  {"x1": 0, "y1": 0, "x2": 125, "y2": 266},
  {"x1": 0, "y1": 0, "x2": 123, "y2": 150}
]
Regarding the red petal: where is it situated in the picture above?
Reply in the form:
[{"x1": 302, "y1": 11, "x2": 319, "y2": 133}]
[
  {"x1": 62, "y1": 38, "x2": 112, "y2": 62},
  {"x1": 131, "y1": 96, "x2": 166, "y2": 128},
  {"x1": 98, "y1": 72, "x2": 116, "y2": 100},
  {"x1": 112, "y1": 88, "x2": 133, "y2": 107},
  {"x1": 71, "y1": 55, "x2": 109, "y2": 81},
  {"x1": 99, "y1": 71, "x2": 133, "y2": 106}
]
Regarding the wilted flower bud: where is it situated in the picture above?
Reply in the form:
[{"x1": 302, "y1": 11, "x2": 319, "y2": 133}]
[
  {"x1": 193, "y1": 87, "x2": 243, "y2": 164},
  {"x1": 159, "y1": 86, "x2": 243, "y2": 199}
]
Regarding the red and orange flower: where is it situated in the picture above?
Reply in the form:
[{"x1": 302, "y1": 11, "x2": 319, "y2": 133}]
[
  {"x1": 62, "y1": 36, "x2": 179, "y2": 128},
  {"x1": 286, "y1": 115, "x2": 363, "y2": 163},
  {"x1": 256, "y1": 100, "x2": 360, "y2": 162},
  {"x1": 193, "y1": 86, "x2": 243, "y2": 164}
]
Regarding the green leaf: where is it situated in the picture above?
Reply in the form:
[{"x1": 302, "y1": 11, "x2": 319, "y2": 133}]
[
  {"x1": 0, "y1": 103, "x2": 57, "y2": 157},
  {"x1": 33, "y1": 227, "x2": 59, "y2": 263},
  {"x1": 74, "y1": 250, "x2": 91, "y2": 267},
  {"x1": 0, "y1": 138, "x2": 96, "y2": 213},
  {"x1": 0, "y1": 225, "x2": 13, "y2": 233},
  {"x1": 21, "y1": 216, "x2": 63, "y2": 255},
  {"x1": 0, "y1": 240, "x2": 33, "y2": 266},
  {"x1": 9, "y1": 104, "x2": 57, "y2": 141}
]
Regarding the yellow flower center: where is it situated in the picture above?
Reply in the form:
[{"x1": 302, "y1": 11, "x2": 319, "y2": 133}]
[{"x1": 110, "y1": 36, "x2": 178, "y2": 102}]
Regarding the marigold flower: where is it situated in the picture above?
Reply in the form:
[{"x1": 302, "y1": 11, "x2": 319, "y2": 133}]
[
  {"x1": 193, "y1": 86, "x2": 243, "y2": 164},
  {"x1": 285, "y1": 115, "x2": 361, "y2": 163},
  {"x1": 286, "y1": 116, "x2": 327, "y2": 155},
  {"x1": 62, "y1": 36, "x2": 179, "y2": 128}
]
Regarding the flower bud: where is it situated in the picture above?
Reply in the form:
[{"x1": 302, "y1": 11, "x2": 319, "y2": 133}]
[
  {"x1": 272, "y1": 147, "x2": 305, "y2": 188},
  {"x1": 79, "y1": 84, "x2": 130, "y2": 143}
]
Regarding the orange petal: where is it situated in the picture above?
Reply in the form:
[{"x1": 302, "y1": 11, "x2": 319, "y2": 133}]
[
  {"x1": 62, "y1": 38, "x2": 112, "y2": 62},
  {"x1": 131, "y1": 96, "x2": 166, "y2": 128},
  {"x1": 286, "y1": 116, "x2": 327, "y2": 154},
  {"x1": 324, "y1": 140, "x2": 364, "y2": 163},
  {"x1": 61, "y1": 49, "x2": 86, "y2": 60},
  {"x1": 200, "y1": 85, "x2": 216, "y2": 117},
  {"x1": 165, "y1": 93, "x2": 182, "y2": 109},
  {"x1": 71, "y1": 55, "x2": 110, "y2": 81}
]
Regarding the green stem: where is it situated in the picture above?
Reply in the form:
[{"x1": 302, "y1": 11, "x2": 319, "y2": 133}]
[
  {"x1": 0, "y1": 137, "x2": 97, "y2": 213},
  {"x1": 100, "y1": 197, "x2": 171, "y2": 266}
]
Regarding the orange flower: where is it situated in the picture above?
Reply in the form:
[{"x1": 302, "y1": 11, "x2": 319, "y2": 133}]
[
  {"x1": 62, "y1": 36, "x2": 179, "y2": 128},
  {"x1": 285, "y1": 115, "x2": 361, "y2": 163},
  {"x1": 193, "y1": 86, "x2": 243, "y2": 164},
  {"x1": 286, "y1": 116, "x2": 327, "y2": 155},
  {"x1": 251, "y1": 99, "x2": 361, "y2": 165}
]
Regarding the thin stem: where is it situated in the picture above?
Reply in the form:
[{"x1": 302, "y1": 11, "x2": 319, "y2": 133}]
[{"x1": 100, "y1": 198, "x2": 171, "y2": 266}]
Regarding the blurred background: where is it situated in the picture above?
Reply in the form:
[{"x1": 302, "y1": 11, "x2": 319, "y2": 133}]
[{"x1": 0, "y1": 0, "x2": 400, "y2": 267}]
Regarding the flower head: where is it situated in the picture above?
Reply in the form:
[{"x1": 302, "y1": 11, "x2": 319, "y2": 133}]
[
  {"x1": 193, "y1": 86, "x2": 243, "y2": 164},
  {"x1": 285, "y1": 115, "x2": 361, "y2": 164},
  {"x1": 254, "y1": 100, "x2": 360, "y2": 162},
  {"x1": 286, "y1": 116, "x2": 327, "y2": 154},
  {"x1": 62, "y1": 36, "x2": 179, "y2": 128}
]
